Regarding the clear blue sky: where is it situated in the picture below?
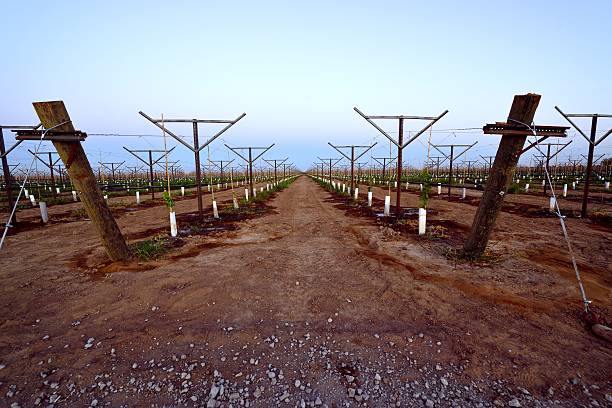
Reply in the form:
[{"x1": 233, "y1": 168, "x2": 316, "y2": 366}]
[{"x1": 2, "y1": 0, "x2": 611, "y2": 172}]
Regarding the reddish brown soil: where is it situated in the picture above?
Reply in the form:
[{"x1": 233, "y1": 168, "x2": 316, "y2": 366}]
[
  {"x1": 1, "y1": 183, "x2": 262, "y2": 236},
  {"x1": 0, "y1": 176, "x2": 610, "y2": 407}
]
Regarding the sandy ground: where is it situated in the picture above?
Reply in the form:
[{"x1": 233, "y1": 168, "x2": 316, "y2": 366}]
[{"x1": 0, "y1": 176, "x2": 610, "y2": 407}]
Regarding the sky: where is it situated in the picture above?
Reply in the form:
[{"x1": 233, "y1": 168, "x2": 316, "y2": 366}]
[{"x1": 1, "y1": 0, "x2": 611, "y2": 173}]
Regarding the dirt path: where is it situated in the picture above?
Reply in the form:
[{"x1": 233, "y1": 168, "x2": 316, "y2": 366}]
[{"x1": 0, "y1": 176, "x2": 610, "y2": 407}]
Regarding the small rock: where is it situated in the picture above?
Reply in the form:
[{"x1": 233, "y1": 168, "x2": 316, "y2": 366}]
[{"x1": 508, "y1": 398, "x2": 521, "y2": 407}]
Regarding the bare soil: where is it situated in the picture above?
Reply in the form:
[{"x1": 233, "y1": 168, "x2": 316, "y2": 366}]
[{"x1": 0, "y1": 176, "x2": 610, "y2": 407}]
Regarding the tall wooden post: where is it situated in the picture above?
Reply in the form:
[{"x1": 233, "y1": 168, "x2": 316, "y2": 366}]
[
  {"x1": 30, "y1": 101, "x2": 130, "y2": 261},
  {"x1": 463, "y1": 94, "x2": 541, "y2": 258}
]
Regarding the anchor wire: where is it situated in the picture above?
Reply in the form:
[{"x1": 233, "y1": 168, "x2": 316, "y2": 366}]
[
  {"x1": 0, "y1": 121, "x2": 71, "y2": 250},
  {"x1": 509, "y1": 119, "x2": 591, "y2": 312}
]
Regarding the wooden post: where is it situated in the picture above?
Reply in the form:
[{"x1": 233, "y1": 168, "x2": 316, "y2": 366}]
[
  {"x1": 32, "y1": 101, "x2": 131, "y2": 261},
  {"x1": 463, "y1": 94, "x2": 541, "y2": 258}
]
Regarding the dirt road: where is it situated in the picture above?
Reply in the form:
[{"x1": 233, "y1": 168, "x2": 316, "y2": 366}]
[{"x1": 0, "y1": 176, "x2": 610, "y2": 407}]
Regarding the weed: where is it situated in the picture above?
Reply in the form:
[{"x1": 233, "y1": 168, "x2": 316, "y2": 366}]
[
  {"x1": 131, "y1": 236, "x2": 168, "y2": 260},
  {"x1": 427, "y1": 225, "x2": 449, "y2": 239},
  {"x1": 442, "y1": 245, "x2": 503, "y2": 265},
  {"x1": 71, "y1": 208, "x2": 88, "y2": 219},
  {"x1": 506, "y1": 183, "x2": 520, "y2": 194}
]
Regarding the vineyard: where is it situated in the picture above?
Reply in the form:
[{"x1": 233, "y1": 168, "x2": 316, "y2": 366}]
[
  {"x1": 1, "y1": 2, "x2": 612, "y2": 405},
  {"x1": 0, "y1": 97, "x2": 610, "y2": 407}
]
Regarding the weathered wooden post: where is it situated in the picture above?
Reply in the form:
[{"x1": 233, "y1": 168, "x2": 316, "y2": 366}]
[
  {"x1": 16, "y1": 101, "x2": 131, "y2": 261},
  {"x1": 463, "y1": 93, "x2": 568, "y2": 258}
]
